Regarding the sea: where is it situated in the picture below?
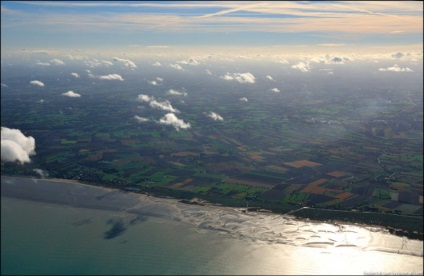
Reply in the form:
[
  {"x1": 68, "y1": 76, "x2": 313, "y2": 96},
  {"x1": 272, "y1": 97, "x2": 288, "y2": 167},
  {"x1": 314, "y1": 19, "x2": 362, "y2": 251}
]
[{"x1": 1, "y1": 176, "x2": 423, "y2": 275}]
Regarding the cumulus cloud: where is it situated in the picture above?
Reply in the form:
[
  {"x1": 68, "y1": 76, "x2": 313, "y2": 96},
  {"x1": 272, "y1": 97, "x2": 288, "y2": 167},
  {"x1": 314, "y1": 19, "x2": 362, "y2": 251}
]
[
  {"x1": 178, "y1": 58, "x2": 200, "y2": 65},
  {"x1": 328, "y1": 56, "x2": 350, "y2": 64},
  {"x1": 62, "y1": 91, "x2": 81, "y2": 98},
  {"x1": 1, "y1": 127, "x2": 36, "y2": 164},
  {"x1": 221, "y1": 72, "x2": 256, "y2": 84},
  {"x1": 378, "y1": 64, "x2": 413, "y2": 72},
  {"x1": 137, "y1": 94, "x2": 179, "y2": 113},
  {"x1": 150, "y1": 99, "x2": 179, "y2": 113},
  {"x1": 50, "y1": 58, "x2": 65, "y2": 65},
  {"x1": 102, "y1": 60, "x2": 114, "y2": 66},
  {"x1": 206, "y1": 111, "x2": 224, "y2": 121},
  {"x1": 239, "y1": 97, "x2": 248, "y2": 102},
  {"x1": 220, "y1": 74, "x2": 234, "y2": 81},
  {"x1": 134, "y1": 115, "x2": 149, "y2": 122},
  {"x1": 205, "y1": 69, "x2": 212, "y2": 75},
  {"x1": 158, "y1": 113, "x2": 190, "y2": 131},
  {"x1": 85, "y1": 59, "x2": 113, "y2": 68},
  {"x1": 71, "y1": 73, "x2": 80, "y2": 78},
  {"x1": 168, "y1": 89, "x2": 187, "y2": 96},
  {"x1": 148, "y1": 77, "x2": 163, "y2": 86},
  {"x1": 113, "y1": 57, "x2": 137, "y2": 69},
  {"x1": 309, "y1": 55, "x2": 351, "y2": 65},
  {"x1": 266, "y1": 75, "x2": 274, "y2": 81},
  {"x1": 330, "y1": 57, "x2": 343, "y2": 63},
  {"x1": 30, "y1": 80, "x2": 45, "y2": 87},
  {"x1": 276, "y1": 58, "x2": 289, "y2": 64},
  {"x1": 98, "y1": 74, "x2": 124, "y2": 81},
  {"x1": 234, "y1": 72, "x2": 256, "y2": 84},
  {"x1": 137, "y1": 94, "x2": 153, "y2": 102},
  {"x1": 169, "y1": 64, "x2": 183, "y2": 70},
  {"x1": 152, "y1": 61, "x2": 161, "y2": 66},
  {"x1": 291, "y1": 61, "x2": 311, "y2": 72},
  {"x1": 391, "y1": 52, "x2": 405, "y2": 59},
  {"x1": 270, "y1": 88, "x2": 280, "y2": 93},
  {"x1": 36, "y1": 62, "x2": 50, "y2": 66},
  {"x1": 1, "y1": 83, "x2": 8, "y2": 88}
]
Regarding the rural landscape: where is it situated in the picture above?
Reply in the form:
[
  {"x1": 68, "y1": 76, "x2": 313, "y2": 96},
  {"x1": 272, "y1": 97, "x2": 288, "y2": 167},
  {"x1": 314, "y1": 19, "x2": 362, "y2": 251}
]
[
  {"x1": 1, "y1": 55, "x2": 422, "y2": 237},
  {"x1": 1, "y1": 2, "x2": 423, "y2": 275}
]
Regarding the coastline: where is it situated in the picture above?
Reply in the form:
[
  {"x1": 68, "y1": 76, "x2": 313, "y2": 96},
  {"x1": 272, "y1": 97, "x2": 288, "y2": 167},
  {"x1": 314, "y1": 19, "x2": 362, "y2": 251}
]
[{"x1": 1, "y1": 174, "x2": 423, "y2": 241}]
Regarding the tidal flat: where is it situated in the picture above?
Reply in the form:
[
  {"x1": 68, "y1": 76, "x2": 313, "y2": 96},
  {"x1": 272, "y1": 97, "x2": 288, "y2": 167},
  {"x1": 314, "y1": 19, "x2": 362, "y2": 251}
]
[{"x1": 1, "y1": 176, "x2": 423, "y2": 275}]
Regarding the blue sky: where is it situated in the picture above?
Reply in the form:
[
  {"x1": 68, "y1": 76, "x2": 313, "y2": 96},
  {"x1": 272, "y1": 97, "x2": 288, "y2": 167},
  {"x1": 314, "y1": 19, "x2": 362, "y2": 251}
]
[{"x1": 1, "y1": 1, "x2": 423, "y2": 51}]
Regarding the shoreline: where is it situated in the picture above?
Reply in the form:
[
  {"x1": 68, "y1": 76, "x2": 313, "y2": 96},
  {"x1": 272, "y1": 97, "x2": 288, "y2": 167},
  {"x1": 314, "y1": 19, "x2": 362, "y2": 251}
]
[{"x1": 1, "y1": 174, "x2": 423, "y2": 241}]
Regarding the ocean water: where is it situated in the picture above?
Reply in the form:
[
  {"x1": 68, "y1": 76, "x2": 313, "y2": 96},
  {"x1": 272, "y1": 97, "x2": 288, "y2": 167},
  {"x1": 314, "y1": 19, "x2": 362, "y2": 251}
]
[{"x1": 1, "y1": 177, "x2": 423, "y2": 275}]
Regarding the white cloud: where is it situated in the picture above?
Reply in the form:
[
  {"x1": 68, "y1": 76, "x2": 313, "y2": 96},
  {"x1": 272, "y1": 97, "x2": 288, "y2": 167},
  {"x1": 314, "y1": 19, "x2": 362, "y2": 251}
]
[
  {"x1": 147, "y1": 77, "x2": 163, "y2": 85},
  {"x1": 221, "y1": 72, "x2": 256, "y2": 84},
  {"x1": 205, "y1": 69, "x2": 212, "y2": 75},
  {"x1": 148, "y1": 77, "x2": 163, "y2": 85},
  {"x1": 270, "y1": 88, "x2": 280, "y2": 93},
  {"x1": 220, "y1": 74, "x2": 234, "y2": 81},
  {"x1": 33, "y1": 168, "x2": 49, "y2": 178},
  {"x1": 62, "y1": 90, "x2": 81, "y2": 97},
  {"x1": 239, "y1": 97, "x2": 248, "y2": 102},
  {"x1": 291, "y1": 61, "x2": 311, "y2": 72},
  {"x1": 1, "y1": 127, "x2": 36, "y2": 164},
  {"x1": 328, "y1": 71, "x2": 334, "y2": 75},
  {"x1": 71, "y1": 72, "x2": 80, "y2": 78},
  {"x1": 276, "y1": 58, "x2": 289, "y2": 64},
  {"x1": 158, "y1": 113, "x2": 191, "y2": 131},
  {"x1": 85, "y1": 59, "x2": 103, "y2": 67},
  {"x1": 113, "y1": 57, "x2": 137, "y2": 69},
  {"x1": 137, "y1": 94, "x2": 153, "y2": 102},
  {"x1": 378, "y1": 64, "x2": 413, "y2": 72},
  {"x1": 152, "y1": 61, "x2": 161, "y2": 66},
  {"x1": 1, "y1": 83, "x2": 8, "y2": 88},
  {"x1": 178, "y1": 58, "x2": 200, "y2": 65},
  {"x1": 102, "y1": 60, "x2": 114, "y2": 66},
  {"x1": 150, "y1": 99, "x2": 179, "y2": 113},
  {"x1": 309, "y1": 55, "x2": 351, "y2": 65},
  {"x1": 134, "y1": 115, "x2": 149, "y2": 122},
  {"x1": 98, "y1": 74, "x2": 124, "y2": 81},
  {"x1": 36, "y1": 62, "x2": 50, "y2": 66},
  {"x1": 137, "y1": 94, "x2": 179, "y2": 113},
  {"x1": 206, "y1": 111, "x2": 224, "y2": 121},
  {"x1": 30, "y1": 80, "x2": 45, "y2": 87},
  {"x1": 50, "y1": 58, "x2": 65, "y2": 65},
  {"x1": 84, "y1": 59, "x2": 113, "y2": 68},
  {"x1": 169, "y1": 64, "x2": 183, "y2": 70},
  {"x1": 266, "y1": 75, "x2": 274, "y2": 81},
  {"x1": 168, "y1": 89, "x2": 187, "y2": 96},
  {"x1": 234, "y1": 72, "x2": 256, "y2": 84}
]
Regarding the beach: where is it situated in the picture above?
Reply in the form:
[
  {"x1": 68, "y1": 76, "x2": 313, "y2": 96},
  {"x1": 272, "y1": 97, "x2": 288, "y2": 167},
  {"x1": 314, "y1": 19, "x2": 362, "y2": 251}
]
[{"x1": 1, "y1": 175, "x2": 423, "y2": 275}]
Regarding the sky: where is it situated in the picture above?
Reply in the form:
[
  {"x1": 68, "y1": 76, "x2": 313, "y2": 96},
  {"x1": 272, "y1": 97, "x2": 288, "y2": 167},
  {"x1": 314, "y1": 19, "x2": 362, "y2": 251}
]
[{"x1": 1, "y1": 1, "x2": 423, "y2": 56}]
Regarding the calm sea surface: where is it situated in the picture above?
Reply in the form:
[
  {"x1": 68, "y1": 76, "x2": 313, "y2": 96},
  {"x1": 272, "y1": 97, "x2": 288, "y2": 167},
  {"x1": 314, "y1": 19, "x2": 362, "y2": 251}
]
[{"x1": 1, "y1": 176, "x2": 423, "y2": 275}]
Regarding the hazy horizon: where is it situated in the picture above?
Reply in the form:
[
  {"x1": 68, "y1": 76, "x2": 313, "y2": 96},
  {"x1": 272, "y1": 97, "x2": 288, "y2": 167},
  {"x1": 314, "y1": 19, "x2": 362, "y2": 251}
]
[{"x1": 1, "y1": 1, "x2": 423, "y2": 57}]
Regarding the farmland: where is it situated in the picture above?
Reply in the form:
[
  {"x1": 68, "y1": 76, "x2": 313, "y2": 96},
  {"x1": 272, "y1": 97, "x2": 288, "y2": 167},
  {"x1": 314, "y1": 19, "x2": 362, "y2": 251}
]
[{"x1": 1, "y1": 61, "x2": 422, "y2": 236}]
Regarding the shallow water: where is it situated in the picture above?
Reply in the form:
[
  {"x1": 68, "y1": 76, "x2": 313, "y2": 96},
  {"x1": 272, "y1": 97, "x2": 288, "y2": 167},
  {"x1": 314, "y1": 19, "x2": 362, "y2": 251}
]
[{"x1": 1, "y1": 176, "x2": 423, "y2": 275}]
